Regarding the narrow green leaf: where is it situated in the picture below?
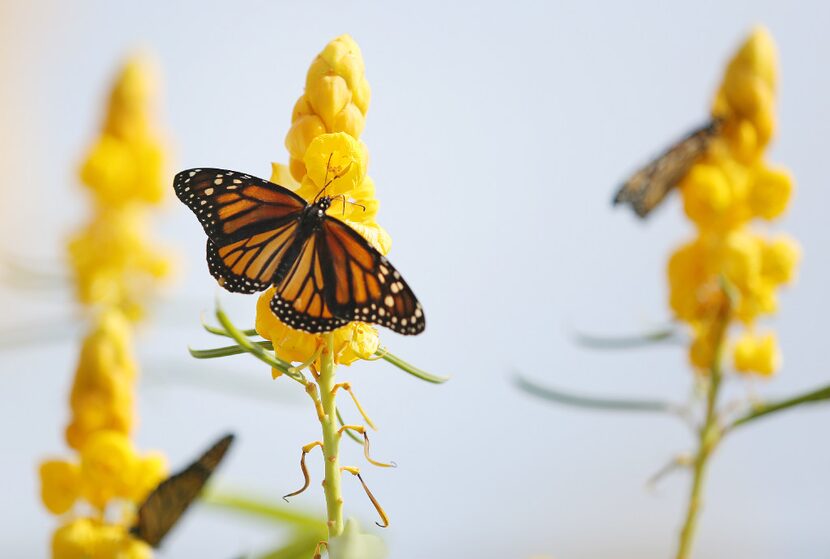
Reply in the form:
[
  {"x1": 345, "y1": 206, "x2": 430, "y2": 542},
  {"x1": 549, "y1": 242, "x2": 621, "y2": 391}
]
[
  {"x1": 514, "y1": 375, "x2": 683, "y2": 415},
  {"x1": 203, "y1": 490, "x2": 326, "y2": 532},
  {"x1": 201, "y1": 319, "x2": 259, "y2": 339},
  {"x1": 189, "y1": 342, "x2": 271, "y2": 359},
  {"x1": 573, "y1": 326, "x2": 683, "y2": 350},
  {"x1": 254, "y1": 532, "x2": 323, "y2": 559},
  {"x1": 214, "y1": 306, "x2": 304, "y2": 383},
  {"x1": 376, "y1": 349, "x2": 449, "y2": 384},
  {"x1": 729, "y1": 383, "x2": 830, "y2": 430}
]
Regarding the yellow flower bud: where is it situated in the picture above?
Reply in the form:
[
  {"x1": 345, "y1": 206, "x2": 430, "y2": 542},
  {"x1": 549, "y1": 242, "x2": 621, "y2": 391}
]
[
  {"x1": 79, "y1": 431, "x2": 139, "y2": 509},
  {"x1": 39, "y1": 460, "x2": 81, "y2": 515},
  {"x1": 667, "y1": 239, "x2": 709, "y2": 321},
  {"x1": 761, "y1": 235, "x2": 800, "y2": 285},
  {"x1": 52, "y1": 518, "x2": 153, "y2": 559},
  {"x1": 681, "y1": 163, "x2": 732, "y2": 226},
  {"x1": 748, "y1": 165, "x2": 793, "y2": 219},
  {"x1": 733, "y1": 331, "x2": 780, "y2": 376},
  {"x1": 129, "y1": 451, "x2": 168, "y2": 503},
  {"x1": 721, "y1": 231, "x2": 762, "y2": 293}
]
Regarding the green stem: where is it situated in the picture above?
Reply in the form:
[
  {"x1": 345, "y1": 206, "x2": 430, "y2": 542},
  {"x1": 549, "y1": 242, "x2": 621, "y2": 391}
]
[
  {"x1": 675, "y1": 306, "x2": 729, "y2": 559},
  {"x1": 317, "y1": 333, "x2": 344, "y2": 538}
]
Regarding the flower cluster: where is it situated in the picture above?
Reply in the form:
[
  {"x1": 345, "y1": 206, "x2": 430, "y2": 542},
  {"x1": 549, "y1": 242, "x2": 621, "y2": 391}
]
[
  {"x1": 68, "y1": 55, "x2": 172, "y2": 321},
  {"x1": 39, "y1": 57, "x2": 170, "y2": 558},
  {"x1": 668, "y1": 27, "x2": 800, "y2": 376},
  {"x1": 256, "y1": 35, "x2": 388, "y2": 368}
]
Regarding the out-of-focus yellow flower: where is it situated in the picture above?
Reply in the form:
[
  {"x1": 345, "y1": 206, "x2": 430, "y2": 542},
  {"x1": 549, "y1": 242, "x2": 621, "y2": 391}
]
[
  {"x1": 40, "y1": 460, "x2": 81, "y2": 515},
  {"x1": 256, "y1": 36, "x2": 391, "y2": 368},
  {"x1": 668, "y1": 27, "x2": 798, "y2": 377},
  {"x1": 81, "y1": 56, "x2": 166, "y2": 207},
  {"x1": 65, "y1": 310, "x2": 137, "y2": 450},
  {"x1": 70, "y1": 55, "x2": 173, "y2": 320},
  {"x1": 52, "y1": 518, "x2": 152, "y2": 559},
  {"x1": 733, "y1": 331, "x2": 780, "y2": 376},
  {"x1": 79, "y1": 431, "x2": 140, "y2": 510}
]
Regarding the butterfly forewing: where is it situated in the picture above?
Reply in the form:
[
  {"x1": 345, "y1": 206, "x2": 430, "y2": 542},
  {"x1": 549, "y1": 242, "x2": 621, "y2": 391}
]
[
  {"x1": 130, "y1": 433, "x2": 234, "y2": 548},
  {"x1": 613, "y1": 120, "x2": 721, "y2": 218},
  {"x1": 175, "y1": 169, "x2": 306, "y2": 292}
]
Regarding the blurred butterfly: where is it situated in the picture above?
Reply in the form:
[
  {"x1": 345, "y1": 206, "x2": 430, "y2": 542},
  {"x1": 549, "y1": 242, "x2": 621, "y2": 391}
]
[
  {"x1": 129, "y1": 433, "x2": 234, "y2": 548},
  {"x1": 613, "y1": 119, "x2": 722, "y2": 218},
  {"x1": 174, "y1": 168, "x2": 425, "y2": 335}
]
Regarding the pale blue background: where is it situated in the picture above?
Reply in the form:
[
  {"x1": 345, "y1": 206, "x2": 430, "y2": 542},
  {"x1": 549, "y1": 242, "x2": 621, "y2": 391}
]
[{"x1": 1, "y1": 1, "x2": 828, "y2": 558}]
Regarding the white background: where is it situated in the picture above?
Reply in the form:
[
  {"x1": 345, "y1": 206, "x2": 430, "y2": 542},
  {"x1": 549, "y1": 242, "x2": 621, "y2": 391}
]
[{"x1": 1, "y1": 1, "x2": 828, "y2": 558}]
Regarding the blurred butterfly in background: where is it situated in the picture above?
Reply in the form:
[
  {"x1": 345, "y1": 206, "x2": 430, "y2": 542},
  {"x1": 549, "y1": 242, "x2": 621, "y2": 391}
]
[
  {"x1": 613, "y1": 119, "x2": 722, "y2": 218},
  {"x1": 130, "y1": 433, "x2": 234, "y2": 548},
  {"x1": 174, "y1": 168, "x2": 425, "y2": 335}
]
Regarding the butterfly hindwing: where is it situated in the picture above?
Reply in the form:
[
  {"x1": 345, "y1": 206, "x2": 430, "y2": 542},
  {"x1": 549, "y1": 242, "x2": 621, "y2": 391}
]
[
  {"x1": 130, "y1": 433, "x2": 234, "y2": 548},
  {"x1": 270, "y1": 217, "x2": 425, "y2": 335},
  {"x1": 613, "y1": 120, "x2": 721, "y2": 218}
]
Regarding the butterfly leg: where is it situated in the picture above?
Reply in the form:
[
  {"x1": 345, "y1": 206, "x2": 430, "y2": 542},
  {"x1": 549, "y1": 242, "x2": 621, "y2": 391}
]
[
  {"x1": 340, "y1": 467, "x2": 389, "y2": 528},
  {"x1": 283, "y1": 441, "x2": 324, "y2": 501}
]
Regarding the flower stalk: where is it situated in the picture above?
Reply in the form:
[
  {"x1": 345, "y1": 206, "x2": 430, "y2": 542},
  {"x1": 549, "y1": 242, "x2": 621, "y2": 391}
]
[
  {"x1": 317, "y1": 333, "x2": 346, "y2": 537},
  {"x1": 676, "y1": 294, "x2": 729, "y2": 559}
]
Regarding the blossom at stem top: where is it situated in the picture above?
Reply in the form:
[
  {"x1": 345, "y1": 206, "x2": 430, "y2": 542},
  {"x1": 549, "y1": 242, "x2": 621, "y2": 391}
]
[
  {"x1": 69, "y1": 55, "x2": 173, "y2": 320},
  {"x1": 257, "y1": 35, "x2": 391, "y2": 368},
  {"x1": 668, "y1": 26, "x2": 800, "y2": 376}
]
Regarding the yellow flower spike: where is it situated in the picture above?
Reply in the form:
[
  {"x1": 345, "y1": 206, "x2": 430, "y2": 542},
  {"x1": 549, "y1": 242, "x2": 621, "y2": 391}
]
[
  {"x1": 733, "y1": 331, "x2": 781, "y2": 376},
  {"x1": 39, "y1": 460, "x2": 82, "y2": 515},
  {"x1": 66, "y1": 309, "x2": 138, "y2": 450},
  {"x1": 760, "y1": 235, "x2": 801, "y2": 285},
  {"x1": 79, "y1": 431, "x2": 139, "y2": 510},
  {"x1": 714, "y1": 27, "x2": 778, "y2": 153},
  {"x1": 81, "y1": 55, "x2": 167, "y2": 207},
  {"x1": 287, "y1": 34, "x2": 370, "y2": 182},
  {"x1": 748, "y1": 164, "x2": 794, "y2": 219}
]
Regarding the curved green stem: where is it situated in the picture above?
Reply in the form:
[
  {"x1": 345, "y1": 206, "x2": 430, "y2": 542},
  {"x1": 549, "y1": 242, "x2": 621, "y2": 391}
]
[
  {"x1": 317, "y1": 333, "x2": 344, "y2": 538},
  {"x1": 675, "y1": 302, "x2": 729, "y2": 559}
]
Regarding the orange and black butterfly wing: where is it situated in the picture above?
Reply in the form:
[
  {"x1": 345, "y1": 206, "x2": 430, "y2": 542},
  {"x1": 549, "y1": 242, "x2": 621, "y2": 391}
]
[
  {"x1": 268, "y1": 230, "x2": 350, "y2": 333},
  {"x1": 130, "y1": 433, "x2": 234, "y2": 548},
  {"x1": 613, "y1": 119, "x2": 721, "y2": 218},
  {"x1": 270, "y1": 217, "x2": 425, "y2": 335},
  {"x1": 174, "y1": 169, "x2": 306, "y2": 293}
]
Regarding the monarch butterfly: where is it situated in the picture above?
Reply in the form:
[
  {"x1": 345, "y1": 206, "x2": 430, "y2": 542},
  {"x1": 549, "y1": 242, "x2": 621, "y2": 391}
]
[
  {"x1": 174, "y1": 167, "x2": 425, "y2": 335},
  {"x1": 130, "y1": 433, "x2": 234, "y2": 548},
  {"x1": 613, "y1": 119, "x2": 722, "y2": 218}
]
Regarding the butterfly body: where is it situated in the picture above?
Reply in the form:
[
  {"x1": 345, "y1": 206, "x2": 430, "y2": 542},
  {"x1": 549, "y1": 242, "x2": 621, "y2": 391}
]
[{"x1": 175, "y1": 169, "x2": 425, "y2": 335}]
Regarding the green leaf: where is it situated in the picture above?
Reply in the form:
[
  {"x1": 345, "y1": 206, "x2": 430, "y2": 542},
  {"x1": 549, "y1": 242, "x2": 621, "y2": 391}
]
[
  {"x1": 514, "y1": 374, "x2": 684, "y2": 415},
  {"x1": 376, "y1": 349, "x2": 449, "y2": 384},
  {"x1": 203, "y1": 490, "x2": 326, "y2": 532},
  {"x1": 572, "y1": 325, "x2": 683, "y2": 350},
  {"x1": 201, "y1": 318, "x2": 259, "y2": 339},
  {"x1": 728, "y1": 383, "x2": 830, "y2": 430},
  {"x1": 213, "y1": 306, "x2": 305, "y2": 384},
  {"x1": 253, "y1": 532, "x2": 323, "y2": 559},
  {"x1": 189, "y1": 341, "x2": 272, "y2": 359}
]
